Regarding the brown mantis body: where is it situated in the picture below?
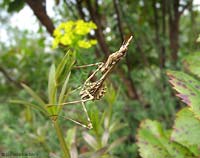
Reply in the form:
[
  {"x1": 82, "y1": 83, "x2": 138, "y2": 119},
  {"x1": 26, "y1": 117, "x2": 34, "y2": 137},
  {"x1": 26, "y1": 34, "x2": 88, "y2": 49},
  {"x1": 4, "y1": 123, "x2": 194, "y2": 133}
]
[
  {"x1": 52, "y1": 36, "x2": 133, "y2": 129},
  {"x1": 72, "y1": 36, "x2": 133, "y2": 103}
]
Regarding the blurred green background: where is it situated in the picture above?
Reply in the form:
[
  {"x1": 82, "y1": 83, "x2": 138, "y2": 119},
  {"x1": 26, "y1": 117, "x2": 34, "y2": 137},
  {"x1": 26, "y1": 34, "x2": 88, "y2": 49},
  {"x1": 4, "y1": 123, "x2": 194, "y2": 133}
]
[{"x1": 0, "y1": 0, "x2": 200, "y2": 157}]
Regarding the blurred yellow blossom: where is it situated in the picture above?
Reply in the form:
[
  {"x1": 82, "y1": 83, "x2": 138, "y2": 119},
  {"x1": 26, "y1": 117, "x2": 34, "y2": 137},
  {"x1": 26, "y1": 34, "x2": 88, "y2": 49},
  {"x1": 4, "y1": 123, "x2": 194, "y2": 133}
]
[
  {"x1": 78, "y1": 41, "x2": 92, "y2": 48},
  {"x1": 90, "y1": 40, "x2": 97, "y2": 45},
  {"x1": 52, "y1": 20, "x2": 97, "y2": 49}
]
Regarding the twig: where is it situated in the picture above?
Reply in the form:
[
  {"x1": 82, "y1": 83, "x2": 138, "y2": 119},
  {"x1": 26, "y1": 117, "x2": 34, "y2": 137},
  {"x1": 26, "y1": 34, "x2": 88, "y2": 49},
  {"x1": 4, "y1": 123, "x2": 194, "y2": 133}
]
[
  {"x1": 25, "y1": 0, "x2": 55, "y2": 35},
  {"x1": 113, "y1": 0, "x2": 124, "y2": 42},
  {"x1": 0, "y1": 66, "x2": 22, "y2": 88}
]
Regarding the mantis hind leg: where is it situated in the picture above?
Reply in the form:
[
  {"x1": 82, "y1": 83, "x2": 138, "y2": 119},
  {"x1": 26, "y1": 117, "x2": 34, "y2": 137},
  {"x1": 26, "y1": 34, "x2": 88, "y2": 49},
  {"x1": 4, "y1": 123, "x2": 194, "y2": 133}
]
[{"x1": 81, "y1": 101, "x2": 93, "y2": 129}]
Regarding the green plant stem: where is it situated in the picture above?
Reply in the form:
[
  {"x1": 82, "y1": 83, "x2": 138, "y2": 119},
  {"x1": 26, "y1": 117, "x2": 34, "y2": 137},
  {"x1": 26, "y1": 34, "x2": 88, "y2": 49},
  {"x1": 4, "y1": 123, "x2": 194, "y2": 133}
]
[{"x1": 53, "y1": 120, "x2": 70, "y2": 158}]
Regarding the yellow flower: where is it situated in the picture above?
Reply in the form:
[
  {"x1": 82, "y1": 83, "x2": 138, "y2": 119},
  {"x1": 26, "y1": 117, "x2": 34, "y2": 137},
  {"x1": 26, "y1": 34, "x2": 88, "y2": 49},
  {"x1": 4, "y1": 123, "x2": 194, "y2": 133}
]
[
  {"x1": 88, "y1": 22, "x2": 97, "y2": 29},
  {"x1": 52, "y1": 38, "x2": 59, "y2": 49},
  {"x1": 90, "y1": 39, "x2": 97, "y2": 45},
  {"x1": 75, "y1": 21, "x2": 90, "y2": 35},
  {"x1": 60, "y1": 35, "x2": 72, "y2": 45},
  {"x1": 53, "y1": 29, "x2": 61, "y2": 37},
  {"x1": 52, "y1": 20, "x2": 97, "y2": 49},
  {"x1": 78, "y1": 40, "x2": 91, "y2": 48},
  {"x1": 75, "y1": 20, "x2": 97, "y2": 35},
  {"x1": 64, "y1": 21, "x2": 74, "y2": 32}
]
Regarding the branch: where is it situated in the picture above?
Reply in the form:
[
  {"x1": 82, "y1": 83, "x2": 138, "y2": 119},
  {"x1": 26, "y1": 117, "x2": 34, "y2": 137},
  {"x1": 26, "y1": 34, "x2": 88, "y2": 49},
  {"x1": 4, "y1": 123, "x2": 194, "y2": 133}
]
[
  {"x1": 113, "y1": 0, "x2": 124, "y2": 42},
  {"x1": 75, "y1": 0, "x2": 86, "y2": 20},
  {"x1": 0, "y1": 66, "x2": 22, "y2": 88},
  {"x1": 25, "y1": 0, "x2": 55, "y2": 35},
  {"x1": 85, "y1": 0, "x2": 110, "y2": 57},
  {"x1": 160, "y1": 0, "x2": 166, "y2": 69},
  {"x1": 77, "y1": 0, "x2": 109, "y2": 56}
]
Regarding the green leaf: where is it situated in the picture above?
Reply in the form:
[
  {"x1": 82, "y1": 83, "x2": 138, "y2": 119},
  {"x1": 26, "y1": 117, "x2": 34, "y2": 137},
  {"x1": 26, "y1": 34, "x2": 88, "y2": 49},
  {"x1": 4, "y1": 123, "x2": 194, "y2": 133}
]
[
  {"x1": 82, "y1": 131, "x2": 98, "y2": 150},
  {"x1": 48, "y1": 64, "x2": 57, "y2": 104},
  {"x1": 58, "y1": 72, "x2": 71, "y2": 104},
  {"x1": 89, "y1": 106, "x2": 102, "y2": 134},
  {"x1": 65, "y1": 127, "x2": 76, "y2": 147},
  {"x1": 137, "y1": 120, "x2": 168, "y2": 158},
  {"x1": 10, "y1": 100, "x2": 47, "y2": 116},
  {"x1": 137, "y1": 119, "x2": 194, "y2": 158},
  {"x1": 55, "y1": 50, "x2": 75, "y2": 84},
  {"x1": 107, "y1": 136, "x2": 127, "y2": 152},
  {"x1": 65, "y1": 127, "x2": 78, "y2": 158},
  {"x1": 101, "y1": 130, "x2": 109, "y2": 146},
  {"x1": 21, "y1": 83, "x2": 46, "y2": 107},
  {"x1": 167, "y1": 70, "x2": 200, "y2": 119},
  {"x1": 171, "y1": 107, "x2": 200, "y2": 156},
  {"x1": 109, "y1": 120, "x2": 127, "y2": 133},
  {"x1": 183, "y1": 52, "x2": 200, "y2": 78}
]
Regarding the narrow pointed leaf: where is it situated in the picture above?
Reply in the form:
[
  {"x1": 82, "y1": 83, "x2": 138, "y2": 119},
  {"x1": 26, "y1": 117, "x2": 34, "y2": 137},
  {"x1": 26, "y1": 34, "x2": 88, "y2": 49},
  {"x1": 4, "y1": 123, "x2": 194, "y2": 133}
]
[
  {"x1": 10, "y1": 100, "x2": 47, "y2": 116},
  {"x1": 107, "y1": 136, "x2": 127, "y2": 152},
  {"x1": 101, "y1": 130, "x2": 109, "y2": 146},
  {"x1": 48, "y1": 64, "x2": 57, "y2": 104},
  {"x1": 109, "y1": 120, "x2": 127, "y2": 133},
  {"x1": 21, "y1": 83, "x2": 46, "y2": 106},
  {"x1": 56, "y1": 50, "x2": 75, "y2": 84},
  {"x1": 82, "y1": 131, "x2": 98, "y2": 149},
  {"x1": 66, "y1": 127, "x2": 78, "y2": 158},
  {"x1": 58, "y1": 72, "x2": 71, "y2": 104},
  {"x1": 89, "y1": 106, "x2": 101, "y2": 133},
  {"x1": 66, "y1": 127, "x2": 77, "y2": 147},
  {"x1": 70, "y1": 143, "x2": 78, "y2": 158}
]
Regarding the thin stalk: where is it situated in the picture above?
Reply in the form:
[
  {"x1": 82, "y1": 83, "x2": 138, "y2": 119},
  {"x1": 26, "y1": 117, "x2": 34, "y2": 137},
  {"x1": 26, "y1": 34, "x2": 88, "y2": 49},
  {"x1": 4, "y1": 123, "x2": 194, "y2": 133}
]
[{"x1": 53, "y1": 120, "x2": 70, "y2": 158}]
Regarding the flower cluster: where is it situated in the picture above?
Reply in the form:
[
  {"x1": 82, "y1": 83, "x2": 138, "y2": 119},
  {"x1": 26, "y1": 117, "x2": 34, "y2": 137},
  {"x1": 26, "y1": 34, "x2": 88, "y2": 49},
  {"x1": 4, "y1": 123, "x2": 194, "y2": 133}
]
[{"x1": 52, "y1": 20, "x2": 97, "y2": 49}]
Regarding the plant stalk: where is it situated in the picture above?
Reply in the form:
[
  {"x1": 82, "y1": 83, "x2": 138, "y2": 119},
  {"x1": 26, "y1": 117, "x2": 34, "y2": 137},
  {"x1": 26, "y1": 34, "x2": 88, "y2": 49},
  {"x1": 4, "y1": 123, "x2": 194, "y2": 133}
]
[{"x1": 53, "y1": 120, "x2": 70, "y2": 158}]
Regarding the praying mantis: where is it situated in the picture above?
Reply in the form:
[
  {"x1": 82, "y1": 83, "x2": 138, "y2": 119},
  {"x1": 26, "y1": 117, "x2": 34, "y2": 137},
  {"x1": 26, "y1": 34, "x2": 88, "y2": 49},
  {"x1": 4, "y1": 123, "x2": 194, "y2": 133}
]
[{"x1": 50, "y1": 36, "x2": 133, "y2": 129}]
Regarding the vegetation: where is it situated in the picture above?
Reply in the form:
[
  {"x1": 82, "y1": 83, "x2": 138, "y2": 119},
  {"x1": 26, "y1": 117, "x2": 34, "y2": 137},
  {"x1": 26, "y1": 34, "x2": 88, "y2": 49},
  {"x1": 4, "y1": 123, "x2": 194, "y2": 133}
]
[
  {"x1": 0, "y1": 0, "x2": 200, "y2": 158},
  {"x1": 137, "y1": 55, "x2": 200, "y2": 157}
]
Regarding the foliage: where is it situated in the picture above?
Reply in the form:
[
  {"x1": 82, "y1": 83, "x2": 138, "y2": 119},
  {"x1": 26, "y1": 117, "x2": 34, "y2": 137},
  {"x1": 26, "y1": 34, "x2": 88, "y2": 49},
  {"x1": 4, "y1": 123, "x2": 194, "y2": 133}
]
[
  {"x1": 65, "y1": 89, "x2": 127, "y2": 158},
  {"x1": 137, "y1": 52, "x2": 200, "y2": 158},
  {"x1": 12, "y1": 50, "x2": 75, "y2": 118},
  {"x1": 10, "y1": 49, "x2": 126, "y2": 157},
  {"x1": 11, "y1": 50, "x2": 75, "y2": 157},
  {"x1": 78, "y1": 86, "x2": 127, "y2": 158},
  {"x1": 1, "y1": 0, "x2": 200, "y2": 158}
]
